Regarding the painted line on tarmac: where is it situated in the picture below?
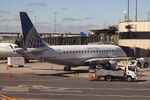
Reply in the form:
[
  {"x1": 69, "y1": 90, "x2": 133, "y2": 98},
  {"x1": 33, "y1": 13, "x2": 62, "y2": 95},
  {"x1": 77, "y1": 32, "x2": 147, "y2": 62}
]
[
  {"x1": 0, "y1": 77, "x2": 76, "y2": 82},
  {"x1": 4, "y1": 92, "x2": 150, "y2": 98},
  {"x1": 0, "y1": 92, "x2": 17, "y2": 100},
  {"x1": 1, "y1": 85, "x2": 83, "y2": 93},
  {"x1": 1, "y1": 86, "x2": 150, "y2": 91},
  {"x1": 49, "y1": 87, "x2": 150, "y2": 91},
  {"x1": 137, "y1": 81, "x2": 150, "y2": 84}
]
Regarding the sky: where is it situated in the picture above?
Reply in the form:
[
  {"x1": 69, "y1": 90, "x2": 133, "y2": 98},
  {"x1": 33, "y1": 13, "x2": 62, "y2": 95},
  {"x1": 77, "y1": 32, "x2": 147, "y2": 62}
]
[{"x1": 0, "y1": 0, "x2": 150, "y2": 33}]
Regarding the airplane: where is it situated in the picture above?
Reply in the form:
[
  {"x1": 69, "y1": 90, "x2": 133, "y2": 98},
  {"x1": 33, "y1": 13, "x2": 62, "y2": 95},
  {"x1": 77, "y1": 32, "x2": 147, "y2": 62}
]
[
  {"x1": 19, "y1": 12, "x2": 129, "y2": 71},
  {"x1": 0, "y1": 43, "x2": 21, "y2": 59}
]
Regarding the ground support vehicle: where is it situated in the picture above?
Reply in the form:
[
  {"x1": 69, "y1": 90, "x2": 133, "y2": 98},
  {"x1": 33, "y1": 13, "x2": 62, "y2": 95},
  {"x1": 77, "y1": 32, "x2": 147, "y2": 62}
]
[
  {"x1": 136, "y1": 58, "x2": 150, "y2": 68},
  {"x1": 7, "y1": 57, "x2": 24, "y2": 67},
  {"x1": 89, "y1": 63, "x2": 139, "y2": 82}
]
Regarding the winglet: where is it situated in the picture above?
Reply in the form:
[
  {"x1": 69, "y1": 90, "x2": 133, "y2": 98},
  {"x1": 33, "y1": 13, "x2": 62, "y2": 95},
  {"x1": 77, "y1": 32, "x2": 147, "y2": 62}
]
[{"x1": 20, "y1": 12, "x2": 46, "y2": 49}]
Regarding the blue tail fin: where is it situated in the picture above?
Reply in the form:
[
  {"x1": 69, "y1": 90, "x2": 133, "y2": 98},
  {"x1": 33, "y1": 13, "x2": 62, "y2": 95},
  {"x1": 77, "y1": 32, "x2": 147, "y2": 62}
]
[{"x1": 20, "y1": 12, "x2": 46, "y2": 48}]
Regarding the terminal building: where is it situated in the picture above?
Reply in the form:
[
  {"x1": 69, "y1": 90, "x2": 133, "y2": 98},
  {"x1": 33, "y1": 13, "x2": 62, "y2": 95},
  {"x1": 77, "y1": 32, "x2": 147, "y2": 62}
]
[
  {"x1": 118, "y1": 21, "x2": 150, "y2": 57},
  {"x1": 1, "y1": 20, "x2": 150, "y2": 57},
  {"x1": 0, "y1": 31, "x2": 112, "y2": 46}
]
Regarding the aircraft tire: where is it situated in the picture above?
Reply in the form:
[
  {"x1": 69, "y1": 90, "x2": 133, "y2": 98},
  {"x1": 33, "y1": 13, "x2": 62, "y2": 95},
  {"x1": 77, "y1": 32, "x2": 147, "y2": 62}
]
[
  {"x1": 144, "y1": 62, "x2": 149, "y2": 68},
  {"x1": 64, "y1": 66, "x2": 71, "y2": 71}
]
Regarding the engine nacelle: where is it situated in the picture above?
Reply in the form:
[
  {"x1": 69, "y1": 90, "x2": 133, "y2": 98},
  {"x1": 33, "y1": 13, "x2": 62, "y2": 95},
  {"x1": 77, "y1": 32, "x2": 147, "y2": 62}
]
[
  {"x1": 103, "y1": 60, "x2": 117, "y2": 70},
  {"x1": 109, "y1": 60, "x2": 117, "y2": 68}
]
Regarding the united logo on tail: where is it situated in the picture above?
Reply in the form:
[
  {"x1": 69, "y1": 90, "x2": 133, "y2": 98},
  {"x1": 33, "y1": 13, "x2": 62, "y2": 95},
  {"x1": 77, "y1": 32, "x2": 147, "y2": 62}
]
[{"x1": 20, "y1": 12, "x2": 46, "y2": 48}]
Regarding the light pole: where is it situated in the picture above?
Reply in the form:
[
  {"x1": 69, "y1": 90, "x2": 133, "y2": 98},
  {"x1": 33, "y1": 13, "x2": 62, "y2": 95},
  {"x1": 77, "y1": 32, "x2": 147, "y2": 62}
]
[
  {"x1": 54, "y1": 12, "x2": 57, "y2": 33},
  {"x1": 135, "y1": 0, "x2": 138, "y2": 21},
  {"x1": 126, "y1": 0, "x2": 132, "y2": 33},
  {"x1": 127, "y1": 0, "x2": 130, "y2": 22},
  {"x1": 35, "y1": 16, "x2": 36, "y2": 28},
  {"x1": 123, "y1": 10, "x2": 127, "y2": 21}
]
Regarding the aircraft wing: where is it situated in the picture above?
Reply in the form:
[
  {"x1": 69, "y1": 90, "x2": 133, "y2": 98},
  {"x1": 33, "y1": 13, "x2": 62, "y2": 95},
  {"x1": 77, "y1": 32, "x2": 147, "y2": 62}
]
[{"x1": 84, "y1": 57, "x2": 132, "y2": 64}]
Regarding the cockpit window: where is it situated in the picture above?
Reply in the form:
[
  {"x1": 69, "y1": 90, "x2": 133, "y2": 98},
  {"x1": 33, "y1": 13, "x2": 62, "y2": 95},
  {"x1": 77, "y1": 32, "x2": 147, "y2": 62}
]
[{"x1": 128, "y1": 66, "x2": 136, "y2": 72}]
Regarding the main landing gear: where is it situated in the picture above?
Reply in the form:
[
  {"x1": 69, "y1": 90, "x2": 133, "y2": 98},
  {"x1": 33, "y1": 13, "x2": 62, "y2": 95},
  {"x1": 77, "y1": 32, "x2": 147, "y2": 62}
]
[{"x1": 64, "y1": 66, "x2": 71, "y2": 71}]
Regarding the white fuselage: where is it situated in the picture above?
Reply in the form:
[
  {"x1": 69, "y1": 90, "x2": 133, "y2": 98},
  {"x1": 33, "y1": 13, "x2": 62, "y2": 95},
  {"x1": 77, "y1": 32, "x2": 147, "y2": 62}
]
[
  {"x1": 0, "y1": 43, "x2": 21, "y2": 59},
  {"x1": 27, "y1": 44, "x2": 127, "y2": 66}
]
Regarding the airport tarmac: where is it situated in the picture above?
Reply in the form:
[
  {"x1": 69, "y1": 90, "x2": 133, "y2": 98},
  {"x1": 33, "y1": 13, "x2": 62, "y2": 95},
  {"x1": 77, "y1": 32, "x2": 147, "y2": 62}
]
[{"x1": 0, "y1": 60, "x2": 150, "y2": 100}]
